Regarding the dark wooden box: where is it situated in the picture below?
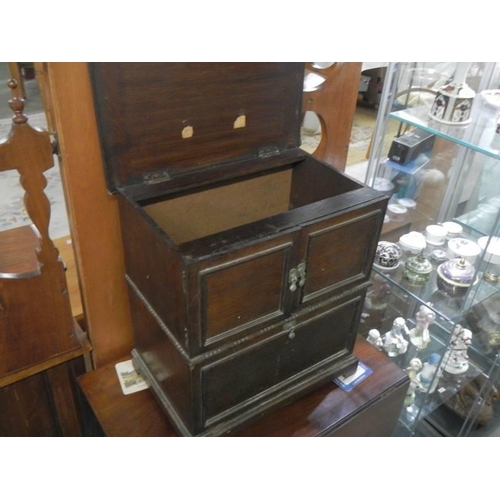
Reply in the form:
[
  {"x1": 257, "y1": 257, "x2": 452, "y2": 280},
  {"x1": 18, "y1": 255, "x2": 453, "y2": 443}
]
[{"x1": 89, "y1": 63, "x2": 387, "y2": 436}]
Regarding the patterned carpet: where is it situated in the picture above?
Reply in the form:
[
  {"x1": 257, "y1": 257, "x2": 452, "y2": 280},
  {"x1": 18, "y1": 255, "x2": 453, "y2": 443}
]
[{"x1": 0, "y1": 113, "x2": 70, "y2": 239}]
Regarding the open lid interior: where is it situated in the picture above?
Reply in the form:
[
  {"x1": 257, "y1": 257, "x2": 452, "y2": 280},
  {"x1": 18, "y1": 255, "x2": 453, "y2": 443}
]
[{"x1": 89, "y1": 63, "x2": 305, "y2": 191}]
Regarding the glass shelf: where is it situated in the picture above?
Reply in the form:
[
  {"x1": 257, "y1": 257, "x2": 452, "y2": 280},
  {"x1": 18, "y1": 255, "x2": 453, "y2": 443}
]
[
  {"x1": 372, "y1": 263, "x2": 465, "y2": 326},
  {"x1": 390, "y1": 106, "x2": 500, "y2": 161},
  {"x1": 365, "y1": 62, "x2": 500, "y2": 437},
  {"x1": 405, "y1": 362, "x2": 483, "y2": 432},
  {"x1": 423, "y1": 353, "x2": 500, "y2": 437},
  {"x1": 364, "y1": 318, "x2": 485, "y2": 435},
  {"x1": 364, "y1": 266, "x2": 500, "y2": 380}
]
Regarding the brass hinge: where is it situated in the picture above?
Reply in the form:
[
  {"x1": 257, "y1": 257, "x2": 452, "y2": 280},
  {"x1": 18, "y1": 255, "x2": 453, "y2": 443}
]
[
  {"x1": 258, "y1": 146, "x2": 281, "y2": 158},
  {"x1": 143, "y1": 170, "x2": 172, "y2": 185}
]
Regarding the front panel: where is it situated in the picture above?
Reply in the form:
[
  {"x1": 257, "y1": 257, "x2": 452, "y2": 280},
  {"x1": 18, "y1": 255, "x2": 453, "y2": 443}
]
[
  {"x1": 189, "y1": 231, "x2": 300, "y2": 351},
  {"x1": 298, "y1": 202, "x2": 386, "y2": 305},
  {"x1": 200, "y1": 292, "x2": 365, "y2": 427}
]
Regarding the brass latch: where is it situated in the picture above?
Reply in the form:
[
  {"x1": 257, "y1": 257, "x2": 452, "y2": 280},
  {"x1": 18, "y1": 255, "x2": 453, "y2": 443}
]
[{"x1": 289, "y1": 263, "x2": 306, "y2": 292}]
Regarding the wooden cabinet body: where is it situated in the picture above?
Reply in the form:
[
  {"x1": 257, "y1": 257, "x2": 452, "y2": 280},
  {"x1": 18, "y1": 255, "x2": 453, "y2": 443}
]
[{"x1": 90, "y1": 63, "x2": 387, "y2": 436}]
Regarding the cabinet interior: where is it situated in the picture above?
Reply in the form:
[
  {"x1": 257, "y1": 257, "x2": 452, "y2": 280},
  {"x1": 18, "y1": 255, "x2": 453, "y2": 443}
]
[{"x1": 142, "y1": 157, "x2": 361, "y2": 244}]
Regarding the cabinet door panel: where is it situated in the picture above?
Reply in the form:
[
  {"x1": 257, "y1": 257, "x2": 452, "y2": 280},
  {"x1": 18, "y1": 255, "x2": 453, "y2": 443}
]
[
  {"x1": 299, "y1": 205, "x2": 384, "y2": 304},
  {"x1": 201, "y1": 293, "x2": 364, "y2": 425},
  {"x1": 190, "y1": 231, "x2": 300, "y2": 350}
]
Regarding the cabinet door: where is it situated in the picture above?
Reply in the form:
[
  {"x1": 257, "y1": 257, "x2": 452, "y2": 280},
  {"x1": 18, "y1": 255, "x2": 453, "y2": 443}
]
[
  {"x1": 296, "y1": 202, "x2": 385, "y2": 306},
  {"x1": 199, "y1": 292, "x2": 364, "y2": 429},
  {"x1": 188, "y1": 230, "x2": 301, "y2": 352}
]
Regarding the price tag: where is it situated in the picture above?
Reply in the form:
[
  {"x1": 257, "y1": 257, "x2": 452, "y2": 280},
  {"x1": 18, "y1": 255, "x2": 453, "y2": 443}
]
[{"x1": 334, "y1": 362, "x2": 373, "y2": 392}]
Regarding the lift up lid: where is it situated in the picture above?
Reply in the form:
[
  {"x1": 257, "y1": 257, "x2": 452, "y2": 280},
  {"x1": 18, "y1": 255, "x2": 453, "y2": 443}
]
[{"x1": 89, "y1": 63, "x2": 305, "y2": 194}]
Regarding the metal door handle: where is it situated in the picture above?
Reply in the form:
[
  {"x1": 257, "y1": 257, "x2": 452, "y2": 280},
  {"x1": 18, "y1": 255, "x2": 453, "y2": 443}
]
[{"x1": 289, "y1": 263, "x2": 307, "y2": 292}]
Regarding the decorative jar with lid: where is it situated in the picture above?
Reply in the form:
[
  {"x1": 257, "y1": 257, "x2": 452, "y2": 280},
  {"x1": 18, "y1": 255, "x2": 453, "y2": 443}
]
[
  {"x1": 436, "y1": 257, "x2": 477, "y2": 298},
  {"x1": 403, "y1": 252, "x2": 433, "y2": 285},
  {"x1": 373, "y1": 241, "x2": 402, "y2": 271}
]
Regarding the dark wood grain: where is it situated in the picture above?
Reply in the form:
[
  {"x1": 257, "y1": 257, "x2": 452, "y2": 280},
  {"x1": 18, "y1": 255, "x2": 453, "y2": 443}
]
[
  {"x1": 201, "y1": 296, "x2": 363, "y2": 423},
  {"x1": 201, "y1": 243, "x2": 290, "y2": 341},
  {"x1": 179, "y1": 186, "x2": 386, "y2": 260},
  {"x1": 298, "y1": 202, "x2": 386, "y2": 305},
  {"x1": 90, "y1": 63, "x2": 304, "y2": 190},
  {"x1": 78, "y1": 336, "x2": 409, "y2": 437},
  {"x1": 188, "y1": 231, "x2": 300, "y2": 351},
  {"x1": 0, "y1": 374, "x2": 58, "y2": 437},
  {"x1": 117, "y1": 194, "x2": 189, "y2": 351},
  {"x1": 289, "y1": 155, "x2": 359, "y2": 208},
  {"x1": 0, "y1": 356, "x2": 87, "y2": 437},
  {"x1": 89, "y1": 63, "x2": 388, "y2": 436}
]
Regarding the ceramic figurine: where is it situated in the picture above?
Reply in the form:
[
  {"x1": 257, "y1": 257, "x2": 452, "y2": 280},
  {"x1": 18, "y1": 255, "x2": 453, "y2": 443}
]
[
  {"x1": 404, "y1": 358, "x2": 424, "y2": 406},
  {"x1": 443, "y1": 324, "x2": 473, "y2": 375},
  {"x1": 362, "y1": 274, "x2": 392, "y2": 329},
  {"x1": 418, "y1": 353, "x2": 443, "y2": 394},
  {"x1": 383, "y1": 317, "x2": 410, "y2": 357},
  {"x1": 367, "y1": 329, "x2": 384, "y2": 350},
  {"x1": 409, "y1": 303, "x2": 436, "y2": 349}
]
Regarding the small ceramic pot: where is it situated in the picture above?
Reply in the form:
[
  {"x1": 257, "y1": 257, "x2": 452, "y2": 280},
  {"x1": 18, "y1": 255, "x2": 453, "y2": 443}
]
[
  {"x1": 442, "y1": 221, "x2": 463, "y2": 240},
  {"x1": 447, "y1": 237, "x2": 481, "y2": 264},
  {"x1": 425, "y1": 224, "x2": 447, "y2": 245},
  {"x1": 478, "y1": 236, "x2": 500, "y2": 265},
  {"x1": 478, "y1": 236, "x2": 500, "y2": 282},
  {"x1": 429, "y1": 66, "x2": 476, "y2": 125},
  {"x1": 404, "y1": 253, "x2": 433, "y2": 285},
  {"x1": 373, "y1": 177, "x2": 395, "y2": 197},
  {"x1": 430, "y1": 249, "x2": 448, "y2": 263},
  {"x1": 398, "y1": 198, "x2": 417, "y2": 210},
  {"x1": 387, "y1": 203, "x2": 407, "y2": 222},
  {"x1": 480, "y1": 89, "x2": 500, "y2": 118},
  {"x1": 437, "y1": 257, "x2": 476, "y2": 298},
  {"x1": 374, "y1": 241, "x2": 402, "y2": 271},
  {"x1": 399, "y1": 231, "x2": 427, "y2": 255}
]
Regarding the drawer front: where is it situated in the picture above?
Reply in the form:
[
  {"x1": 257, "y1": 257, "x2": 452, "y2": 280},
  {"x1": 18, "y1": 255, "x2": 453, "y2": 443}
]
[
  {"x1": 298, "y1": 205, "x2": 384, "y2": 305},
  {"x1": 200, "y1": 292, "x2": 364, "y2": 425},
  {"x1": 190, "y1": 231, "x2": 300, "y2": 351}
]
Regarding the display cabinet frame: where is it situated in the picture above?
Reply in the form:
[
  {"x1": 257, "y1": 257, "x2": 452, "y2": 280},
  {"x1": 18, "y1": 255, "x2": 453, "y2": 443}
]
[{"x1": 363, "y1": 62, "x2": 500, "y2": 437}]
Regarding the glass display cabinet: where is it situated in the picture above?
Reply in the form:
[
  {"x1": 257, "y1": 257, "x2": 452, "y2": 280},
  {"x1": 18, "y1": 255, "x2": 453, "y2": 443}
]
[{"x1": 362, "y1": 62, "x2": 500, "y2": 437}]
